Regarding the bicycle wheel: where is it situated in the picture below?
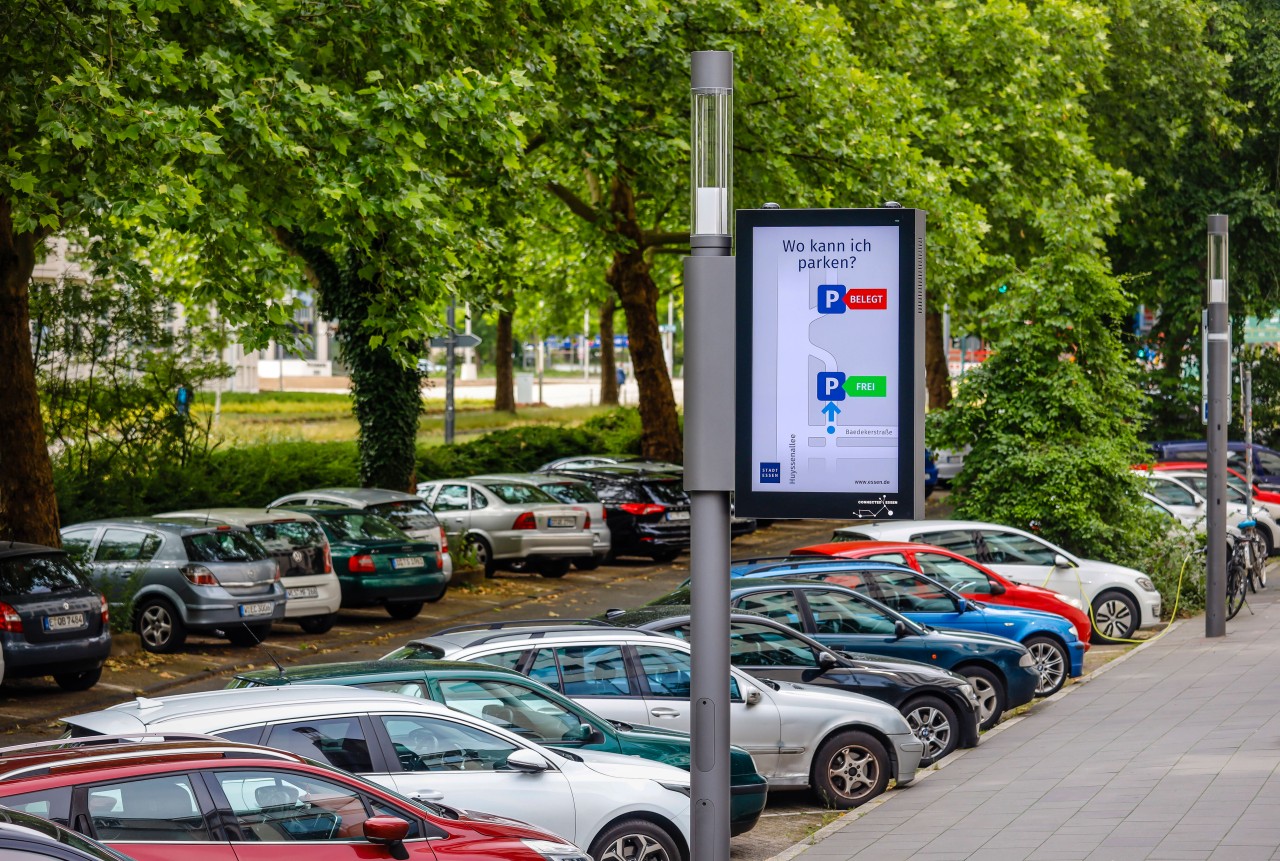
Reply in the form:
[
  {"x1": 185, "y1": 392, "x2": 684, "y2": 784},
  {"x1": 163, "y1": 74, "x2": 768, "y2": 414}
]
[
  {"x1": 1226, "y1": 556, "x2": 1248, "y2": 620},
  {"x1": 1250, "y1": 534, "x2": 1268, "y2": 591}
]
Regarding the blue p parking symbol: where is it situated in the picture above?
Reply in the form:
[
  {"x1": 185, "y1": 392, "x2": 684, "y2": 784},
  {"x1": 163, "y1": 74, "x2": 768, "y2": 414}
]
[
  {"x1": 817, "y1": 371, "x2": 846, "y2": 401},
  {"x1": 817, "y1": 284, "x2": 847, "y2": 314}
]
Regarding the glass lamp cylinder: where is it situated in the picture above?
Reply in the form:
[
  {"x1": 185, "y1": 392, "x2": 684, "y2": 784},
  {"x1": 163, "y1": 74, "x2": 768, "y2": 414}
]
[
  {"x1": 1208, "y1": 215, "x2": 1228, "y2": 304},
  {"x1": 691, "y1": 52, "x2": 732, "y2": 240}
]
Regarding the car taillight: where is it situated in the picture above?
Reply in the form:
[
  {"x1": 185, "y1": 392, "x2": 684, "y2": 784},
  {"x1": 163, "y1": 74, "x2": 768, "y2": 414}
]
[
  {"x1": 438, "y1": 526, "x2": 449, "y2": 555},
  {"x1": 583, "y1": 513, "x2": 591, "y2": 529},
  {"x1": 323, "y1": 542, "x2": 334, "y2": 574},
  {"x1": 0, "y1": 602, "x2": 22, "y2": 633},
  {"x1": 349, "y1": 554, "x2": 377, "y2": 573},
  {"x1": 181, "y1": 564, "x2": 218, "y2": 586},
  {"x1": 619, "y1": 503, "x2": 666, "y2": 516},
  {"x1": 512, "y1": 512, "x2": 538, "y2": 530},
  {"x1": 100, "y1": 594, "x2": 109, "y2": 626}
]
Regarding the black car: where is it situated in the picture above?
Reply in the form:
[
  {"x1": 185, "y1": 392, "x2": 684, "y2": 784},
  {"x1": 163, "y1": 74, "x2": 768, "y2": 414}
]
[
  {"x1": 0, "y1": 544, "x2": 111, "y2": 691},
  {"x1": 604, "y1": 606, "x2": 982, "y2": 765},
  {"x1": 0, "y1": 807, "x2": 133, "y2": 861}
]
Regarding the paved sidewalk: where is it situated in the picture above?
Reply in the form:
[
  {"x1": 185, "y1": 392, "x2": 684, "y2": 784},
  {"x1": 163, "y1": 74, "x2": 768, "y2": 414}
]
[{"x1": 784, "y1": 588, "x2": 1280, "y2": 861}]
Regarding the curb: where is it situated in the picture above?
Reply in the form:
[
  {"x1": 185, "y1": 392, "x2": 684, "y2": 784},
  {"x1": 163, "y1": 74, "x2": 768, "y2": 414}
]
[{"x1": 763, "y1": 619, "x2": 1186, "y2": 861}]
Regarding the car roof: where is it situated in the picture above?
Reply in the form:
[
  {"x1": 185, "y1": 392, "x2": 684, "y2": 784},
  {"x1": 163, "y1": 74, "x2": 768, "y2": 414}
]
[
  {"x1": 60, "y1": 517, "x2": 255, "y2": 535},
  {"x1": 0, "y1": 738, "x2": 307, "y2": 783},
  {"x1": 731, "y1": 555, "x2": 919, "y2": 575},
  {"x1": 0, "y1": 541, "x2": 66, "y2": 560},
  {"x1": 156, "y1": 509, "x2": 320, "y2": 527},
  {"x1": 550, "y1": 465, "x2": 683, "y2": 481},
  {"x1": 405, "y1": 621, "x2": 679, "y2": 654},
  {"x1": 471, "y1": 473, "x2": 587, "y2": 486},
  {"x1": 233, "y1": 658, "x2": 527, "y2": 685},
  {"x1": 278, "y1": 488, "x2": 421, "y2": 504},
  {"x1": 793, "y1": 540, "x2": 926, "y2": 555}
]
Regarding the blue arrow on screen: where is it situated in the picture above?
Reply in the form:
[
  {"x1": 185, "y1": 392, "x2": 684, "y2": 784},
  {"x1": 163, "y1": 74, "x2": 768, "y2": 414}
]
[{"x1": 821, "y1": 402, "x2": 841, "y2": 421}]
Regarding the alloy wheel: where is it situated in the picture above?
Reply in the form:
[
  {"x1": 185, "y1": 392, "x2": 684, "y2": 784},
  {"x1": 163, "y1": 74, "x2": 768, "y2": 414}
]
[
  {"x1": 825, "y1": 743, "x2": 880, "y2": 802},
  {"x1": 1094, "y1": 599, "x2": 1133, "y2": 640},
  {"x1": 139, "y1": 604, "x2": 173, "y2": 648},
  {"x1": 1027, "y1": 639, "x2": 1067, "y2": 696},
  {"x1": 597, "y1": 833, "x2": 673, "y2": 861},
  {"x1": 906, "y1": 704, "x2": 953, "y2": 763},
  {"x1": 971, "y1": 675, "x2": 998, "y2": 727}
]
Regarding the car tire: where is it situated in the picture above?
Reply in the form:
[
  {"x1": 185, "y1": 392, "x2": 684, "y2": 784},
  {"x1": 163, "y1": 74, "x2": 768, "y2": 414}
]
[
  {"x1": 298, "y1": 614, "x2": 336, "y2": 635},
  {"x1": 226, "y1": 623, "x2": 272, "y2": 647},
  {"x1": 650, "y1": 547, "x2": 682, "y2": 564},
  {"x1": 386, "y1": 601, "x2": 424, "y2": 620},
  {"x1": 574, "y1": 556, "x2": 602, "y2": 571},
  {"x1": 54, "y1": 667, "x2": 102, "y2": 692},
  {"x1": 902, "y1": 695, "x2": 960, "y2": 766},
  {"x1": 468, "y1": 536, "x2": 497, "y2": 578},
  {"x1": 136, "y1": 599, "x2": 186, "y2": 654},
  {"x1": 1262, "y1": 528, "x2": 1275, "y2": 558},
  {"x1": 537, "y1": 559, "x2": 572, "y2": 578},
  {"x1": 810, "y1": 729, "x2": 890, "y2": 809},
  {"x1": 959, "y1": 665, "x2": 1006, "y2": 731},
  {"x1": 1091, "y1": 589, "x2": 1139, "y2": 644},
  {"x1": 1024, "y1": 635, "x2": 1069, "y2": 697},
  {"x1": 588, "y1": 818, "x2": 681, "y2": 861}
]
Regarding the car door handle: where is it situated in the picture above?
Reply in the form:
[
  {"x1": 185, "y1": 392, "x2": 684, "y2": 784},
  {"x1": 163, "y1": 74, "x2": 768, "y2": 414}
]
[{"x1": 650, "y1": 707, "x2": 681, "y2": 718}]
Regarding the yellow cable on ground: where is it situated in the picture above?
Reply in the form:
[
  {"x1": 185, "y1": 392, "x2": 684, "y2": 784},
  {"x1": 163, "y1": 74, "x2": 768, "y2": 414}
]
[{"x1": 1051, "y1": 550, "x2": 1198, "y2": 647}]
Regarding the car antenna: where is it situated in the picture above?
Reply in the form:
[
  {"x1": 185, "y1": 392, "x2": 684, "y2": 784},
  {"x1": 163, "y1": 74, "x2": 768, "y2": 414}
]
[{"x1": 257, "y1": 639, "x2": 287, "y2": 677}]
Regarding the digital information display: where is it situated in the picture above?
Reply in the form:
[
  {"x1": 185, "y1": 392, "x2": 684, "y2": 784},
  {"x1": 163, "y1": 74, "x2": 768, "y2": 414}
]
[{"x1": 734, "y1": 207, "x2": 925, "y2": 520}]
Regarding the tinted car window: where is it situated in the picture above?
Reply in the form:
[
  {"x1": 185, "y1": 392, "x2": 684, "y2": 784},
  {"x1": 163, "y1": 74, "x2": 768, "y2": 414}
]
[
  {"x1": 87, "y1": 775, "x2": 213, "y2": 842},
  {"x1": 724, "y1": 621, "x2": 819, "y2": 667},
  {"x1": 210, "y1": 768, "x2": 384, "y2": 841},
  {"x1": 650, "y1": 625, "x2": 743, "y2": 700},
  {"x1": 595, "y1": 482, "x2": 640, "y2": 503},
  {"x1": 249, "y1": 520, "x2": 326, "y2": 552},
  {"x1": 473, "y1": 649, "x2": 526, "y2": 673},
  {"x1": 94, "y1": 529, "x2": 159, "y2": 564},
  {"x1": 634, "y1": 645, "x2": 692, "y2": 697},
  {"x1": 60, "y1": 530, "x2": 96, "y2": 561},
  {"x1": 3, "y1": 787, "x2": 72, "y2": 826},
  {"x1": 1147, "y1": 479, "x2": 1198, "y2": 507},
  {"x1": 432, "y1": 485, "x2": 470, "y2": 512},
  {"x1": 368, "y1": 500, "x2": 441, "y2": 533},
  {"x1": 910, "y1": 529, "x2": 980, "y2": 557},
  {"x1": 862, "y1": 569, "x2": 956, "y2": 612},
  {"x1": 316, "y1": 512, "x2": 406, "y2": 542},
  {"x1": 484, "y1": 484, "x2": 558, "y2": 506},
  {"x1": 974, "y1": 530, "x2": 1059, "y2": 566},
  {"x1": 182, "y1": 530, "x2": 268, "y2": 563},
  {"x1": 0, "y1": 553, "x2": 86, "y2": 595},
  {"x1": 554, "y1": 645, "x2": 632, "y2": 697},
  {"x1": 642, "y1": 480, "x2": 688, "y2": 506},
  {"x1": 539, "y1": 482, "x2": 598, "y2": 504},
  {"x1": 914, "y1": 552, "x2": 995, "y2": 594},
  {"x1": 379, "y1": 715, "x2": 518, "y2": 772},
  {"x1": 803, "y1": 590, "x2": 899, "y2": 635},
  {"x1": 733, "y1": 590, "x2": 803, "y2": 626},
  {"x1": 264, "y1": 717, "x2": 374, "y2": 773}
]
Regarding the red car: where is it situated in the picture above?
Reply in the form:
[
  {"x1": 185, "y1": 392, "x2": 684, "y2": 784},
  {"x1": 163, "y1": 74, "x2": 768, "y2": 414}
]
[
  {"x1": 1144, "y1": 461, "x2": 1280, "y2": 505},
  {"x1": 793, "y1": 540, "x2": 1092, "y2": 648},
  {"x1": 0, "y1": 737, "x2": 590, "y2": 861}
]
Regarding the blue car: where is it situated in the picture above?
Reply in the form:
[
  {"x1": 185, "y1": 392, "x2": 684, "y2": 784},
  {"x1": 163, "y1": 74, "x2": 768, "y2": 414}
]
[
  {"x1": 727, "y1": 556, "x2": 1085, "y2": 699},
  {"x1": 660, "y1": 574, "x2": 1039, "y2": 730}
]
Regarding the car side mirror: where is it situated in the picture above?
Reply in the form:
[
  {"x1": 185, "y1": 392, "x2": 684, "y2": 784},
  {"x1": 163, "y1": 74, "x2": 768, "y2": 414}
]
[
  {"x1": 506, "y1": 749, "x2": 551, "y2": 772},
  {"x1": 411, "y1": 789, "x2": 444, "y2": 803},
  {"x1": 893, "y1": 620, "x2": 910, "y2": 639},
  {"x1": 742, "y1": 684, "x2": 763, "y2": 706},
  {"x1": 566, "y1": 723, "x2": 604, "y2": 744},
  {"x1": 1053, "y1": 553, "x2": 1076, "y2": 569},
  {"x1": 817, "y1": 651, "x2": 839, "y2": 671},
  {"x1": 365, "y1": 816, "x2": 411, "y2": 860},
  {"x1": 955, "y1": 597, "x2": 969, "y2": 613},
  {"x1": 988, "y1": 580, "x2": 1006, "y2": 596}
]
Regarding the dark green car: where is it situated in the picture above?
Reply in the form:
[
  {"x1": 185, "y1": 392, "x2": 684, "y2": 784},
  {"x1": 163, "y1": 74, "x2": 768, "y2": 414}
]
[
  {"x1": 286, "y1": 507, "x2": 447, "y2": 620},
  {"x1": 228, "y1": 658, "x2": 769, "y2": 835}
]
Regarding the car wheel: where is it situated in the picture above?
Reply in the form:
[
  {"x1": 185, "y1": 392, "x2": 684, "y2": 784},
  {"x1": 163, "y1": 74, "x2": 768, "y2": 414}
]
[
  {"x1": 1091, "y1": 590, "x2": 1139, "y2": 644},
  {"x1": 386, "y1": 601, "x2": 424, "y2": 620},
  {"x1": 467, "y1": 535, "x2": 496, "y2": 578},
  {"x1": 536, "y1": 559, "x2": 572, "y2": 578},
  {"x1": 574, "y1": 556, "x2": 602, "y2": 571},
  {"x1": 136, "y1": 599, "x2": 186, "y2": 654},
  {"x1": 54, "y1": 667, "x2": 102, "y2": 692},
  {"x1": 810, "y1": 729, "x2": 890, "y2": 808},
  {"x1": 1024, "y1": 635, "x2": 1069, "y2": 697},
  {"x1": 1262, "y1": 528, "x2": 1275, "y2": 558},
  {"x1": 226, "y1": 623, "x2": 272, "y2": 647},
  {"x1": 903, "y1": 695, "x2": 960, "y2": 766},
  {"x1": 650, "y1": 547, "x2": 682, "y2": 564},
  {"x1": 298, "y1": 614, "x2": 336, "y2": 635},
  {"x1": 588, "y1": 818, "x2": 681, "y2": 861},
  {"x1": 959, "y1": 665, "x2": 1006, "y2": 730}
]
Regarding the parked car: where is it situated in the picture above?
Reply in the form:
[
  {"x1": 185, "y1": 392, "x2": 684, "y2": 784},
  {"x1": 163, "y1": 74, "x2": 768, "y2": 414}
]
[
  {"x1": 603, "y1": 607, "x2": 980, "y2": 765},
  {"x1": 415, "y1": 477, "x2": 594, "y2": 577},
  {"x1": 63, "y1": 686, "x2": 691, "y2": 861},
  {"x1": 659, "y1": 574, "x2": 1038, "y2": 729},
  {"x1": 722, "y1": 558, "x2": 1083, "y2": 698},
  {"x1": 268, "y1": 488, "x2": 453, "y2": 579},
  {"x1": 791, "y1": 541, "x2": 1094, "y2": 650},
  {"x1": 0, "y1": 806, "x2": 135, "y2": 861},
  {"x1": 1148, "y1": 440, "x2": 1280, "y2": 491},
  {"x1": 156, "y1": 509, "x2": 342, "y2": 634},
  {"x1": 226, "y1": 658, "x2": 768, "y2": 835},
  {"x1": 283, "y1": 508, "x2": 446, "y2": 619},
  {"x1": 0, "y1": 736, "x2": 591, "y2": 861},
  {"x1": 831, "y1": 520, "x2": 1162, "y2": 643},
  {"x1": 1140, "y1": 473, "x2": 1280, "y2": 554},
  {"x1": 1148, "y1": 461, "x2": 1280, "y2": 506},
  {"x1": 468, "y1": 474, "x2": 612, "y2": 571},
  {"x1": 933, "y1": 447, "x2": 969, "y2": 486},
  {"x1": 60, "y1": 518, "x2": 286, "y2": 653},
  {"x1": 383, "y1": 621, "x2": 923, "y2": 808},
  {"x1": 924, "y1": 450, "x2": 938, "y2": 497},
  {"x1": 538, "y1": 455, "x2": 684, "y2": 473},
  {"x1": 0, "y1": 543, "x2": 111, "y2": 691}
]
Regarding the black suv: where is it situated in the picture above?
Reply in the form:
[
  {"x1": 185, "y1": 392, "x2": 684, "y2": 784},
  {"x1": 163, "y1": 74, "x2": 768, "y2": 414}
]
[{"x1": 0, "y1": 543, "x2": 111, "y2": 691}]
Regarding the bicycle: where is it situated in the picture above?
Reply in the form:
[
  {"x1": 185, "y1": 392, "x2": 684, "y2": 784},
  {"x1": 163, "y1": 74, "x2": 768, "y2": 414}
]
[{"x1": 1225, "y1": 519, "x2": 1261, "y2": 620}]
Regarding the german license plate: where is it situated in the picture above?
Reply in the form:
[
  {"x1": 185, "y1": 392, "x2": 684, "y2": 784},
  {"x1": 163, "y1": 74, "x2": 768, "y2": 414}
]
[
  {"x1": 548, "y1": 516, "x2": 575, "y2": 528},
  {"x1": 666, "y1": 510, "x2": 690, "y2": 521},
  {"x1": 287, "y1": 587, "x2": 319, "y2": 599},
  {"x1": 239, "y1": 602, "x2": 274, "y2": 617},
  {"x1": 44, "y1": 613, "x2": 86, "y2": 632},
  {"x1": 393, "y1": 556, "x2": 424, "y2": 569}
]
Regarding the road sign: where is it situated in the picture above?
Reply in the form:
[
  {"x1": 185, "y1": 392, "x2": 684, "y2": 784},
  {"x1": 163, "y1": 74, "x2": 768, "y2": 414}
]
[
  {"x1": 428, "y1": 333, "x2": 482, "y2": 349},
  {"x1": 1245, "y1": 315, "x2": 1280, "y2": 344},
  {"x1": 659, "y1": 323, "x2": 678, "y2": 333},
  {"x1": 734, "y1": 207, "x2": 925, "y2": 520}
]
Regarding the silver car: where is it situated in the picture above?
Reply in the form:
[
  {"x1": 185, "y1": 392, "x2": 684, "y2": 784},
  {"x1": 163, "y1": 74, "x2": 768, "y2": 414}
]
[
  {"x1": 416, "y1": 478, "x2": 595, "y2": 578},
  {"x1": 383, "y1": 623, "x2": 923, "y2": 808},
  {"x1": 471, "y1": 473, "x2": 612, "y2": 570},
  {"x1": 60, "y1": 518, "x2": 286, "y2": 653},
  {"x1": 267, "y1": 487, "x2": 453, "y2": 580}
]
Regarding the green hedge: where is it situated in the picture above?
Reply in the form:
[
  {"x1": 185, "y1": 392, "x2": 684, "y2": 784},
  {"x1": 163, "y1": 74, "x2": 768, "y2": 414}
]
[{"x1": 55, "y1": 408, "x2": 648, "y2": 526}]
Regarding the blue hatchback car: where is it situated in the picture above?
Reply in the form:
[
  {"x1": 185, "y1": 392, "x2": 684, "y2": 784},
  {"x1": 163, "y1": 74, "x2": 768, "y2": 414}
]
[{"x1": 727, "y1": 557, "x2": 1085, "y2": 697}]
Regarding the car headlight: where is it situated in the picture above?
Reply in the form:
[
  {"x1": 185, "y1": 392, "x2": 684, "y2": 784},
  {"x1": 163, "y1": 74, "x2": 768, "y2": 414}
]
[
  {"x1": 959, "y1": 683, "x2": 978, "y2": 705},
  {"x1": 522, "y1": 838, "x2": 592, "y2": 861},
  {"x1": 1136, "y1": 577, "x2": 1157, "y2": 592},
  {"x1": 1018, "y1": 652, "x2": 1036, "y2": 668},
  {"x1": 1053, "y1": 593, "x2": 1084, "y2": 610},
  {"x1": 659, "y1": 781, "x2": 692, "y2": 797}
]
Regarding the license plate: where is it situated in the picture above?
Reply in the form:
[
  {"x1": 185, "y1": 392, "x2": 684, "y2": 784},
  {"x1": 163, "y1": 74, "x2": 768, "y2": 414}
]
[
  {"x1": 547, "y1": 516, "x2": 575, "y2": 528},
  {"x1": 393, "y1": 556, "x2": 424, "y2": 569},
  {"x1": 44, "y1": 613, "x2": 86, "y2": 632},
  {"x1": 666, "y1": 510, "x2": 690, "y2": 521},
  {"x1": 287, "y1": 587, "x2": 319, "y2": 599},
  {"x1": 239, "y1": 602, "x2": 274, "y2": 617}
]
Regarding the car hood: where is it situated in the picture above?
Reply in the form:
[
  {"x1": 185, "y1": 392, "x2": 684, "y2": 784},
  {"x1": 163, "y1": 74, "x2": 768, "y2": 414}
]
[
  {"x1": 1076, "y1": 558, "x2": 1149, "y2": 581},
  {"x1": 561, "y1": 746, "x2": 691, "y2": 784},
  {"x1": 755, "y1": 678, "x2": 911, "y2": 730},
  {"x1": 912, "y1": 627, "x2": 1031, "y2": 654},
  {"x1": 835, "y1": 652, "x2": 969, "y2": 686}
]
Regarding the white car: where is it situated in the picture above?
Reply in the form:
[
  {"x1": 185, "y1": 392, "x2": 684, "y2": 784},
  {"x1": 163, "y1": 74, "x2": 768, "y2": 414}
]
[
  {"x1": 62, "y1": 686, "x2": 691, "y2": 861},
  {"x1": 383, "y1": 624, "x2": 924, "y2": 808},
  {"x1": 1147, "y1": 472, "x2": 1280, "y2": 554},
  {"x1": 832, "y1": 520, "x2": 1162, "y2": 643}
]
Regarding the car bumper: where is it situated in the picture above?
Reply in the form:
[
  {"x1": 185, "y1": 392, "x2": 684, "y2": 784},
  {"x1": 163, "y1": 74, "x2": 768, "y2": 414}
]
[
  {"x1": 1140, "y1": 591, "x2": 1162, "y2": 628},
  {"x1": 1005, "y1": 666, "x2": 1041, "y2": 710},
  {"x1": 281, "y1": 573, "x2": 343, "y2": 619},
  {"x1": 890, "y1": 733, "x2": 924, "y2": 785},
  {"x1": 2, "y1": 630, "x2": 112, "y2": 678},
  {"x1": 491, "y1": 531, "x2": 595, "y2": 560},
  {"x1": 1067, "y1": 639, "x2": 1086, "y2": 678},
  {"x1": 339, "y1": 571, "x2": 448, "y2": 606},
  {"x1": 729, "y1": 776, "x2": 769, "y2": 836},
  {"x1": 183, "y1": 596, "x2": 288, "y2": 631}
]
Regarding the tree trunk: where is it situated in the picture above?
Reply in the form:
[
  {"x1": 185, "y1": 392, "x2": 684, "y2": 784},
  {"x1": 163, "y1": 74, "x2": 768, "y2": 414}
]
[
  {"x1": 925, "y1": 307, "x2": 953, "y2": 411},
  {"x1": 599, "y1": 296, "x2": 618, "y2": 406},
  {"x1": 494, "y1": 288, "x2": 515, "y2": 413},
  {"x1": 0, "y1": 200, "x2": 60, "y2": 545}
]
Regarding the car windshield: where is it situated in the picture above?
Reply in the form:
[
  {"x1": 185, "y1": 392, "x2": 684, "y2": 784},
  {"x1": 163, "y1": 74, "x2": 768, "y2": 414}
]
[
  {"x1": 318, "y1": 512, "x2": 407, "y2": 542},
  {"x1": 0, "y1": 553, "x2": 87, "y2": 595},
  {"x1": 384, "y1": 643, "x2": 445, "y2": 660},
  {"x1": 368, "y1": 500, "x2": 440, "y2": 532},
  {"x1": 540, "y1": 482, "x2": 598, "y2": 504},
  {"x1": 183, "y1": 530, "x2": 269, "y2": 563},
  {"x1": 484, "y1": 484, "x2": 558, "y2": 505},
  {"x1": 642, "y1": 480, "x2": 688, "y2": 506},
  {"x1": 248, "y1": 520, "x2": 326, "y2": 551}
]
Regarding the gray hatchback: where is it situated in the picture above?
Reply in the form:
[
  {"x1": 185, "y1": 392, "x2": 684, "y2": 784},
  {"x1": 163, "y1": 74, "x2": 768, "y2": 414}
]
[{"x1": 60, "y1": 518, "x2": 286, "y2": 653}]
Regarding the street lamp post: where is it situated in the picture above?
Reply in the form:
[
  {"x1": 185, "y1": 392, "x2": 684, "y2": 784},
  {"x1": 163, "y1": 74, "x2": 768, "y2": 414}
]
[
  {"x1": 1206, "y1": 214, "x2": 1229, "y2": 638},
  {"x1": 685, "y1": 49, "x2": 734, "y2": 861}
]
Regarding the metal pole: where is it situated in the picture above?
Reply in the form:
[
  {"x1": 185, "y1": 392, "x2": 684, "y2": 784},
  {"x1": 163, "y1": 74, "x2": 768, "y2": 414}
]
[
  {"x1": 445, "y1": 300, "x2": 456, "y2": 444},
  {"x1": 686, "y1": 49, "x2": 733, "y2": 861},
  {"x1": 1206, "y1": 214, "x2": 1229, "y2": 637},
  {"x1": 1245, "y1": 364, "x2": 1254, "y2": 519},
  {"x1": 583, "y1": 307, "x2": 590, "y2": 381}
]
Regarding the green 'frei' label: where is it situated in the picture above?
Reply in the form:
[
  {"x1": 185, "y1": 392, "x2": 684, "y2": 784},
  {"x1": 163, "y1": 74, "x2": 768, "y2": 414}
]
[{"x1": 843, "y1": 376, "x2": 887, "y2": 397}]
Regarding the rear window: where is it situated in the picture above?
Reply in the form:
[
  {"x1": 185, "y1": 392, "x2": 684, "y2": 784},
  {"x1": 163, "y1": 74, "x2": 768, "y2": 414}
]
[
  {"x1": 369, "y1": 500, "x2": 441, "y2": 532},
  {"x1": 642, "y1": 480, "x2": 689, "y2": 507},
  {"x1": 182, "y1": 530, "x2": 269, "y2": 563},
  {"x1": 540, "y1": 482, "x2": 599, "y2": 504},
  {"x1": 317, "y1": 512, "x2": 406, "y2": 542},
  {"x1": 383, "y1": 643, "x2": 445, "y2": 660},
  {"x1": 0, "y1": 553, "x2": 87, "y2": 595},
  {"x1": 485, "y1": 484, "x2": 558, "y2": 506},
  {"x1": 248, "y1": 520, "x2": 326, "y2": 551},
  {"x1": 834, "y1": 531, "x2": 873, "y2": 541}
]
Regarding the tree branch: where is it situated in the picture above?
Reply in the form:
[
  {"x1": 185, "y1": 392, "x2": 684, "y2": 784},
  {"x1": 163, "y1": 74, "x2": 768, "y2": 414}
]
[{"x1": 546, "y1": 181, "x2": 599, "y2": 223}]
